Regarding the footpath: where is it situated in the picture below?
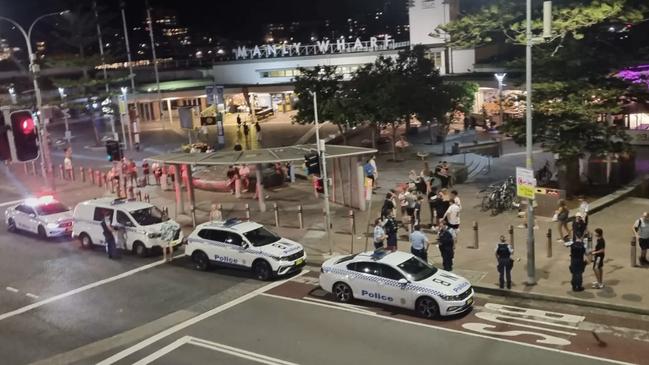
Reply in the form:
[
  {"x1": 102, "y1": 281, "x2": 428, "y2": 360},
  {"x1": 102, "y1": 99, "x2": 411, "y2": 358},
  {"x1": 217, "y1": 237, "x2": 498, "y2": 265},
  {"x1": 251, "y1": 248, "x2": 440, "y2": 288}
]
[{"x1": 6, "y1": 129, "x2": 649, "y2": 316}]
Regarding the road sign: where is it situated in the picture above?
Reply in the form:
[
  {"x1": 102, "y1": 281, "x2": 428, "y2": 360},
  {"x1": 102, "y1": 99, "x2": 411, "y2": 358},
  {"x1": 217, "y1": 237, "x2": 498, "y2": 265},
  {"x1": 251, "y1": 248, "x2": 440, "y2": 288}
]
[
  {"x1": 206, "y1": 86, "x2": 215, "y2": 105},
  {"x1": 62, "y1": 108, "x2": 71, "y2": 119},
  {"x1": 516, "y1": 167, "x2": 536, "y2": 200}
]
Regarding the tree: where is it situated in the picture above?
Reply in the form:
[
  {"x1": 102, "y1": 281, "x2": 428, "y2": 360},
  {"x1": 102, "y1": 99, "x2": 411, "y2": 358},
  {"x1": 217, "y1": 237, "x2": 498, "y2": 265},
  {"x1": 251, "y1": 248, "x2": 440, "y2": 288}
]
[
  {"x1": 292, "y1": 66, "x2": 362, "y2": 145},
  {"x1": 440, "y1": 0, "x2": 649, "y2": 193}
]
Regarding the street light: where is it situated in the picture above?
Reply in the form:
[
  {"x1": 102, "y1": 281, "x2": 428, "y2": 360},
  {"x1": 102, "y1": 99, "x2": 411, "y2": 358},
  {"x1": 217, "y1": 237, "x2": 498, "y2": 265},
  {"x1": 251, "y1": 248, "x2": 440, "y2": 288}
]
[
  {"x1": 494, "y1": 73, "x2": 506, "y2": 126},
  {"x1": 0, "y1": 10, "x2": 69, "y2": 190}
]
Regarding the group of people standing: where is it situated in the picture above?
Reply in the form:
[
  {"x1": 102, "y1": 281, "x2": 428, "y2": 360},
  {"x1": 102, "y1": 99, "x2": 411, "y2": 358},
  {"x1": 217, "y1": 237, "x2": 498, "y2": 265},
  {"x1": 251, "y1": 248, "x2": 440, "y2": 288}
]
[{"x1": 373, "y1": 161, "x2": 462, "y2": 272}]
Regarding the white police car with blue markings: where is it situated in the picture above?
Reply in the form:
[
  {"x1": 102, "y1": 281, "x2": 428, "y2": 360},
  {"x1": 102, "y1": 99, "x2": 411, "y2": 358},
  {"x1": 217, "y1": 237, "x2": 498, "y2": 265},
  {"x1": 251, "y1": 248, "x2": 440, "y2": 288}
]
[
  {"x1": 319, "y1": 249, "x2": 474, "y2": 318},
  {"x1": 185, "y1": 218, "x2": 306, "y2": 280},
  {"x1": 5, "y1": 196, "x2": 73, "y2": 238}
]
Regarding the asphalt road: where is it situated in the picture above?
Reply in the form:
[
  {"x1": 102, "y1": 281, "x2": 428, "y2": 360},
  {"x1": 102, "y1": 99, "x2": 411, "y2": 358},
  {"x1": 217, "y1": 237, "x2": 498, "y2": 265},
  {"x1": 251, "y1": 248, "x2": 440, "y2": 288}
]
[{"x1": 80, "y1": 271, "x2": 649, "y2": 365}]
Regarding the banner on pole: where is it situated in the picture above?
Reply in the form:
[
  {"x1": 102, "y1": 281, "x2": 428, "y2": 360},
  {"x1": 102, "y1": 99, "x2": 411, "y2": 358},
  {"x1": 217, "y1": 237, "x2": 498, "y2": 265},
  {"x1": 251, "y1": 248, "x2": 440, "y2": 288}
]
[{"x1": 516, "y1": 167, "x2": 536, "y2": 200}]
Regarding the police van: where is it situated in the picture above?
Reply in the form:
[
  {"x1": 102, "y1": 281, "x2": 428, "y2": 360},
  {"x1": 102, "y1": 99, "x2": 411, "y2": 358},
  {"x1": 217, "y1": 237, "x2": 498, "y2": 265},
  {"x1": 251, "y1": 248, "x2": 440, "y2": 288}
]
[
  {"x1": 185, "y1": 218, "x2": 306, "y2": 280},
  {"x1": 319, "y1": 249, "x2": 474, "y2": 318},
  {"x1": 72, "y1": 197, "x2": 183, "y2": 256}
]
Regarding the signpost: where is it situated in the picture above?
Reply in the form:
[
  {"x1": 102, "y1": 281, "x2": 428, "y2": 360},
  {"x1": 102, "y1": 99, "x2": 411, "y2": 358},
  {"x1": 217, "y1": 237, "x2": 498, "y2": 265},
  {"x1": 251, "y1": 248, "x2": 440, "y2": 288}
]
[{"x1": 516, "y1": 167, "x2": 536, "y2": 200}]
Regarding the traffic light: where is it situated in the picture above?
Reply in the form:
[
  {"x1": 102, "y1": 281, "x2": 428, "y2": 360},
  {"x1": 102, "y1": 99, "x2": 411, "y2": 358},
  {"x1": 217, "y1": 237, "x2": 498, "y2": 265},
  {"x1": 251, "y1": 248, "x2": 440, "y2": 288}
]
[
  {"x1": 10, "y1": 110, "x2": 39, "y2": 162},
  {"x1": 305, "y1": 151, "x2": 320, "y2": 175},
  {"x1": 0, "y1": 113, "x2": 11, "y2": 161},
  {"x1": 105, "y1": 140, "x2": 122, "y2": 162}
]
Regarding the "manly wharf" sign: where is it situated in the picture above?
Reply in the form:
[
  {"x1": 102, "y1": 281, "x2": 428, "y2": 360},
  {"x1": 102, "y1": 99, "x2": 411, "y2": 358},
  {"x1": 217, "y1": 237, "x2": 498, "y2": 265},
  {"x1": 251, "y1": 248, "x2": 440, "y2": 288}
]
[{"x1": 233, "y1": 34, "x2": 398, "y2": 60}]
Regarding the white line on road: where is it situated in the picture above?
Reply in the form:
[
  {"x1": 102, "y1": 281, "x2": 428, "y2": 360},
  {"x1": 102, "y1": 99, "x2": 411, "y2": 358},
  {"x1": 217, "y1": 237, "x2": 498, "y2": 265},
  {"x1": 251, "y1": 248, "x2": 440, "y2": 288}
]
[
  {"x1": 25, "y1": 293, "x2": 39, "y2": 300},
  {"x1": 261, "y1": 294, "x2": 636, "y2": 365},
  {"x1": 189, "y1": 337, "x2": 300, "y2": 365},
  {"x1": 5, "y1": 286, "x2": 19, "y2": 293},
  {"x1": 0, "y1": 199, "x2": 23, "y2": 208},
  {"x1": 0, "y1": 259, "x2": 169, "y2": 322},
  {"x1": 97, "y1": 270, "x2": 310, "y2": 365}
]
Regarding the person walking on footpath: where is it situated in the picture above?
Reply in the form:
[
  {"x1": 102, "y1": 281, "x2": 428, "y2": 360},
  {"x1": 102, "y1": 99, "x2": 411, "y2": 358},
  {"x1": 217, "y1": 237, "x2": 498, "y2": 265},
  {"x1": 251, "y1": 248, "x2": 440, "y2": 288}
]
[
  {"x1": 437, "y1": 221, "x2": 455, "y2": 271},
  {"x1": 255, "y1": 121, "x2": 262, "y2": 144},
  {"x1": 572, "y1": 212, "x2": 588, "y2": 243},
  {"x1": 381, "y1": 192, "x2": 396, "y2": 219},
  {"x1": 569, "y1": 238, "x2": 587, "y2": 292},
  {"x1": 236, "y1": 114, "x2": 242, "y2": 129},
  {"x1": 442, "y1": 198, "x2": 461, "y2": 245},
  {"x1": 590, "y1": 228, "x2": 605, "y2": 289},
  {"x1": 555, "y1": 199, "x2": 570, "y2": 241},
  {"x1": 373, "y1": 218, "x2": 386, "y2": 249},
  {"x1": 495, "y1": 235, "x2": 514, "y2": 289},
  {"x1": 384, "y1": 213, "x2": 398, "y2": 252},
  {"x1": 243, "y1": 122, "x2": 250, "y2": 139},
  {"x1": 209, "y1": 203, "x2": 222, "y2": 221},
  {"x1": 410, "y1": 224, "x2": 429, "y2": 262},
  {"x1": 101, "y1": 212, "x2": 117, "y2": 260},
  {"x1": 64, "y1": 147, "x2": 73, "y2": 180},
  {"x1": 633, "y1": 212, "x2": 649, "y2": 265}
]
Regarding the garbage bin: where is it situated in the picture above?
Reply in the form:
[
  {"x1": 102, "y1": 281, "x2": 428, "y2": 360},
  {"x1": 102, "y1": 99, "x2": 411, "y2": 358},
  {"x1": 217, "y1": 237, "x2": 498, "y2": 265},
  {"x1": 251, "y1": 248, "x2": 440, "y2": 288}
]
[{"x1": 451, "y1": 142, "x2": 460, "y2": 155}]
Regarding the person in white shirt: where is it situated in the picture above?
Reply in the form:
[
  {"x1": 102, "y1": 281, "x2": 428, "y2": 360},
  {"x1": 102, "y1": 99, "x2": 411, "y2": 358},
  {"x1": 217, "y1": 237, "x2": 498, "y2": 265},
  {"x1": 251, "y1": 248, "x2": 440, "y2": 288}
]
[
  {"x1": 373, "y1": 218, "x2": 386, "y2": 249},
  {"x1": 578, "y1": 196, "x2": 589, "y2": 225},
  {"x1": 443, "y1": 201, "x2": 461, "y2": 230},
  {"x1": 450, "y1": 190, "x2": 461, "y2": 209}
]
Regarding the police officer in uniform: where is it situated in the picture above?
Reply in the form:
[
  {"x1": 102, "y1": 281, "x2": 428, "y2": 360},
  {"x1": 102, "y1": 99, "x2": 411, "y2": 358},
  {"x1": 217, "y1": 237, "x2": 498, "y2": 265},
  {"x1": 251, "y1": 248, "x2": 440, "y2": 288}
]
[
  {"x1": 101, "y1": 211, "x2": 118, "y2": 259},
  {"x1": 569, "y1": 238, "x2": 587, "y2": 291},
  {"x1": 495, "y1": 235, "x2": 514, "y2": 289},
  {"x1": 437, "y1": 221, "x2": 455, "y2": 271},
  {"x1": 409, "y1": 224, "x2": 429, "y2": 262}
]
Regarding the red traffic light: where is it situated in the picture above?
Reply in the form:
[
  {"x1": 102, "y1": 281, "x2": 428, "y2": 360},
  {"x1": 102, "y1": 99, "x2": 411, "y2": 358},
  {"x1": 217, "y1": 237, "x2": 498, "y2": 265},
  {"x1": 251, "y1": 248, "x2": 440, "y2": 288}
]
[{"x1": 20, "y1": 117, "x2": 35, "y2": 135}]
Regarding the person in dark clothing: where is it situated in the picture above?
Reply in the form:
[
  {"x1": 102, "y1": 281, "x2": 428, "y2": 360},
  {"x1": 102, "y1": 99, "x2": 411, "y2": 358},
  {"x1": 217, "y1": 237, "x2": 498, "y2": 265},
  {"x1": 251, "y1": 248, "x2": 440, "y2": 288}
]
[
  {"x1": 437, "y1": 222, "x2": 455, "y2": 271},
  {"x1": 434, "y1": 191, "x2": 450, "y2": 228},
  {"x1": 435, "y1": 166, "x2": 450, "y2": 189},
  {"x1": 590, "y1": 228, "x2": 605, "y2": 289},
  {"x1": 243, "y1": 122, "x2": 250, "y2": 138},
  {"x1": 101, "y1": 212, "x2": 117, "y2": 259},
  {"x1": 413, "y1": 196, "x2": 424, "y2": 226},
  {"x1": 384, "y1": 213, "x2": 398, "y2": 252},
  {"x1": 495, "y1": 235, "x2": 514, "y2": 289},
  {"x1": 572, "y1": 212, "x2": 588, "y2": 243},
  {"x1": 381, "y1": 192, "x2": 395, "y2": 219},
  {"x1": 236, "y1": 114, "x2": 242, "y2": 129},
  {"x1": 569, "y1": 239, "x2": 587, "y2": 292}
]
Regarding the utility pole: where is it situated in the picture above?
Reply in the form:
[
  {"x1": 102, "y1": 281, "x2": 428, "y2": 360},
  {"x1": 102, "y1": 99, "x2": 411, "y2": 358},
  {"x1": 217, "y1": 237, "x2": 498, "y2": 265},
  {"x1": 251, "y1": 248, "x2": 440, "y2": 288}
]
[
  {"x1": 120, "y1": 2, "x2": 136, "y2": 91},
  {"x1": 312, "y1": 92, "x2": 334, "y2": 255}
]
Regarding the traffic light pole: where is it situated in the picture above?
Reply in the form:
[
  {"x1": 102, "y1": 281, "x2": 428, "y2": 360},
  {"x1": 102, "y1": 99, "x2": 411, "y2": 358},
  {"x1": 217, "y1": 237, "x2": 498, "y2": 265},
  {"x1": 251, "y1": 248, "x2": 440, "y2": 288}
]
[
  {"x1": 311, "y1": 92, "x2": 334, "y2": 255},
  {"x1": 0, "y1": 12, "x2": 68, "y2": 191}
]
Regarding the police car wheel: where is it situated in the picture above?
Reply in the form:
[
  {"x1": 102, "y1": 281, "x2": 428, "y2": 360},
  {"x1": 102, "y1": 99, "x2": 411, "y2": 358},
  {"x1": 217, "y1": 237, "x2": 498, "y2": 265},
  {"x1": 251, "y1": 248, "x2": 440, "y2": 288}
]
[
  {"x1": 415, "y1": 296, "x2": 439, "y2": 319},
  {"x1": 252, "y1": 260, "x2": 272, "y2": 281},
  {"x1": 333, "y1": 282, "x2": 353, "y2": 303},
  {"x1": 7, "y1": 218, "x2": 17, "y2": 233},
  {"x1": 79, "y1": 233, "x2": 93, "y2": 249},
  {"x1": 37, "y1": 225, "x2": 47, "y2": 239},
  {"x1": 192, "y1": 251, "x2": 209, "y2": 271}
]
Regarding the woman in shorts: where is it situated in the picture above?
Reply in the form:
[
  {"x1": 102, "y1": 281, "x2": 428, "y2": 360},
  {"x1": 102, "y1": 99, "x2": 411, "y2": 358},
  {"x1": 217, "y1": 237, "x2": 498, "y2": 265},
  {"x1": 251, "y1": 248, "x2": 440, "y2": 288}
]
[{"x1": 591, "y1": 228, "x2": 605, "y2": 289}]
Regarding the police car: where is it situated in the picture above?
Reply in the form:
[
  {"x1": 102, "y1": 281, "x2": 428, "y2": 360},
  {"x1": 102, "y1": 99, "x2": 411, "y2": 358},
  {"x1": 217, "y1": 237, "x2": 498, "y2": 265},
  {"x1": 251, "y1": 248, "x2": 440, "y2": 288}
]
[
  {"x1": 319, "y1": 249, "x2": 474, "y2": 318},
  {"x1": 4, "y1": 196, "x2": 73, "y2": 238},
  {"x1": 185, "y1": 218, "x2": 306, "y2": 280}
]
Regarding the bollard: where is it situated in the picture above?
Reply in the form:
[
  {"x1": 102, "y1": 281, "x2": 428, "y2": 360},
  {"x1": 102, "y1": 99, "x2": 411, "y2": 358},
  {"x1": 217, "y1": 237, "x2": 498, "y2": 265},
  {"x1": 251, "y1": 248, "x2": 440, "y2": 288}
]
[
  {"x1": 298, "y1": 205, "x2": 304, "y2": 229},
  {"x1": 58, "y1": 164, "x2": 64, "y2": 180},
  {"x1": 472, "y1": 221, "x2": 479, "y2": 249},
  {"x1": 244, "y1": 203, "x2": 250, "y2": 221},
  {"x1": 104, "y1": 174, "x2": 110, "y2": 192},
  {"x1": 23, "y1": 163, "x2": 28, "y2": 175},
  {"x1": 127, "y1": 185, "x2": 134, "y2": 200},
  {"x1": 136, "y1": 190, "x2": 142, "y2": 201},
  {"x1": 110, "y1": 176, "x2": 116, "y2": 194},
  {"x1": 631, "y1": 236, "x2": 637, "y2": 267},
  {"x1": 70, "y1": 167, "x2": 75, "y2": 181},
  {"x1": 96, "y1": 171, "x2": 102, "y2": 187},
  {"x1": 89, "y1": 168, "x2": 95, "y2": 185},
  {"x1": 80, "y1": 167, "x2": 86, "y2": 183},
  {"x1": 30, "y1": 161, "x2": 36, "y2": 175},
  {"x1": 144, "y1": 193, "x2": 150, "y2": 203},
  {"x1": 508, "y1": 224, "x2": 514, "y2": 249},
  {"x1": 273, "y1": 203, "x2": 280, "y2": 227},
  {"x1": 217, "y1": 204, "x2": 222, "y2": 219},
  {"x1": 349, "y1": 209, "x2": 356, "y2": 254},
  {"x1": 546, "y1": 228, "x2": 553, "y2": 258}
]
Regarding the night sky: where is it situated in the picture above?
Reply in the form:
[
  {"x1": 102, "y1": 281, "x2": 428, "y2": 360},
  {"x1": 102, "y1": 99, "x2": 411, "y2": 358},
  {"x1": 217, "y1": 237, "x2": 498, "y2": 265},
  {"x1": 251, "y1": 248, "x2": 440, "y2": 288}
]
[{"x1": 0, "y1": 0, "x2": 407, "y2": 42}]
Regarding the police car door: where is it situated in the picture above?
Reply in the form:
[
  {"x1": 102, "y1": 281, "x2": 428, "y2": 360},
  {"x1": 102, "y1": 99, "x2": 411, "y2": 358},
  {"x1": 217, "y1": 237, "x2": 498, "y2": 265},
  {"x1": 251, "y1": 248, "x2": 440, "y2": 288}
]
[
  {"x1": 222, "y1": 232, "x2": 251, "y2": 268},
  {"x1": 12, "y1": 205, "x2": 32, "y2": 231},
  {"x1": 377, "y1": 263, "x2": 409, "y2": 308},
  {"x1": 350, "y1": 262, "x2": 389, "y2": 305}
]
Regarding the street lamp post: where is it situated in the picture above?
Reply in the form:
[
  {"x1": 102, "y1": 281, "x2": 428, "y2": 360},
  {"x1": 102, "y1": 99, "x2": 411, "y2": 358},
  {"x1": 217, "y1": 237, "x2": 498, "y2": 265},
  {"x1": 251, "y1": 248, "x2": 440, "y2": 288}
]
[
  {"x1": 310, "y1": 91, "x2": 334, "y2": 255},
  {"x1": 495, "y1": 73, "x2": 506, "y2": 126},
  {"x1": 58, "y1": 87, "x2": 71, "y2": 145},
  {"x1": 0, "y1": 11, "x2": 69, "y2": 191},
  {"x1": 120, "y1": 87, "x2": 131, "y2": 151}
]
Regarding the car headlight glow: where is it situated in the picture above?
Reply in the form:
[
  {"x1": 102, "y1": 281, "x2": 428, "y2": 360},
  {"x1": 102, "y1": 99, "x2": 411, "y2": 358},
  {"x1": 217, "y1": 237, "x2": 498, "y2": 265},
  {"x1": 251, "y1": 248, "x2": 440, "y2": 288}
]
[{"x1": 439, "y1": 294, "x2": 463, "y2": 301}]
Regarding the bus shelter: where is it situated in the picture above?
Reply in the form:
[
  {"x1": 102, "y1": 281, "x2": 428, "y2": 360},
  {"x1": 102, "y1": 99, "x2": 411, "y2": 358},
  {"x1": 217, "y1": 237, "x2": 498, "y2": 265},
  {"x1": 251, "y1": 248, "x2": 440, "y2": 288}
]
[{"x1": 145, "y1": 144, "x2": 377, "y2": 226}]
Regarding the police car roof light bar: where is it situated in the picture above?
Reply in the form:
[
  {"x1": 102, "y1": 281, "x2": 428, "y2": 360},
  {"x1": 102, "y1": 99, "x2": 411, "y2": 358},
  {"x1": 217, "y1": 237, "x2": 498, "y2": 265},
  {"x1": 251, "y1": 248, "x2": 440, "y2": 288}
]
[{"x1": 224, "y1": 218, "x2": 241, "y2": 227}]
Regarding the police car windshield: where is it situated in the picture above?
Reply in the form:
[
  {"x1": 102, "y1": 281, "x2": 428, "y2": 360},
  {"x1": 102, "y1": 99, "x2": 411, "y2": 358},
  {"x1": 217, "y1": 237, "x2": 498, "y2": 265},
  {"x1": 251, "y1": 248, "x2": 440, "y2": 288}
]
[
  {"x1": 129, "y1": 207, "x2": 168, "y2": 226},
  {"x1": 35, "y1": 203, "x2": 69, "y2": 216},
  {"x1": 243, "y1": 227, "x2": 281, "y2": 247},
  {"x1": 397, "y1": 257, "x2": 437, "y2": 281}
]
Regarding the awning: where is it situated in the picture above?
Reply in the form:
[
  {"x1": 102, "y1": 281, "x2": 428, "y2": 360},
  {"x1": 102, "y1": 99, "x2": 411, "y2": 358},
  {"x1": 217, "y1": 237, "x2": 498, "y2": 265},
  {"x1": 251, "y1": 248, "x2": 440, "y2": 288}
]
[{"x1": 145, "y1": 144, "x2": 377, "y2": 166}]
